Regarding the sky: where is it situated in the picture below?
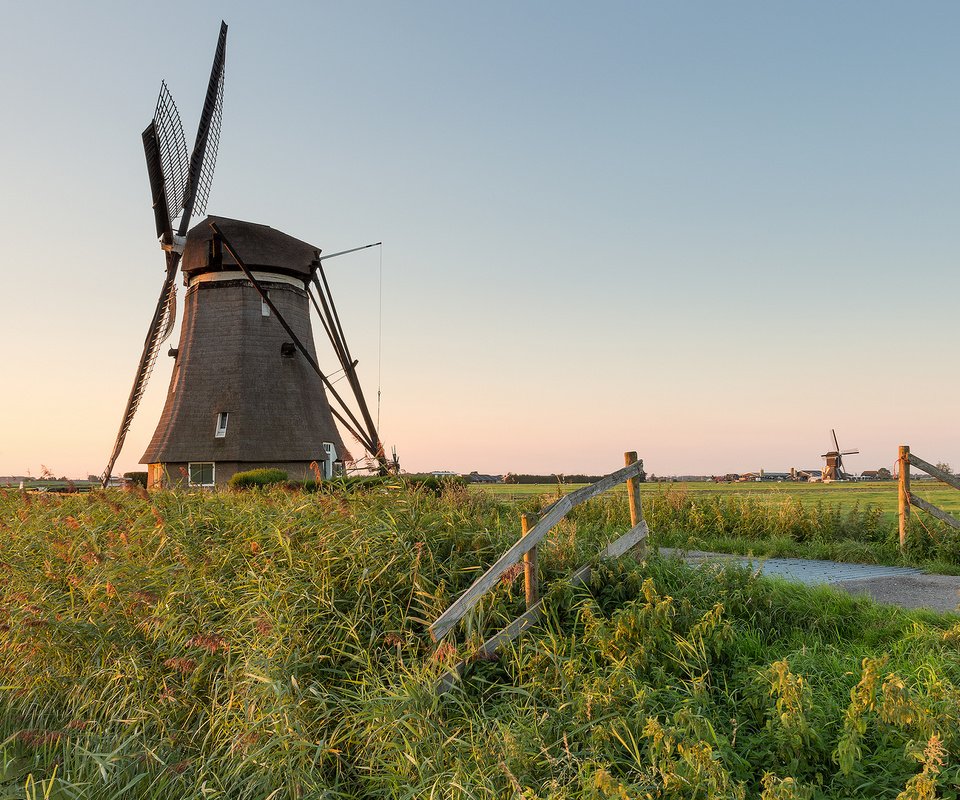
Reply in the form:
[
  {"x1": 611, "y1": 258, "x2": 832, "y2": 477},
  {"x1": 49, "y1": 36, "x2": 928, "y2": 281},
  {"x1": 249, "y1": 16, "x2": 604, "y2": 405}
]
[{"x1": 1, "y1": 1, "x2": 958, "y2": 478}]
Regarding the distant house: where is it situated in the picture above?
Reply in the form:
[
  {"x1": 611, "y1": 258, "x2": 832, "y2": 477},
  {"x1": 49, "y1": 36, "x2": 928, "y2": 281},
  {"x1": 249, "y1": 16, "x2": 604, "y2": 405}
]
[
  {"x1": 797, "y1": 469, "x2": 823, "y2": 482},
  {"x1": 859, "y1": 470, "x2": 890, "y2": 481},
  {"x1": 740, "y1": 471, "x2": 790, "y2": 482},
  {"x1": 761, "y1": 472, "x2": 791, "y2": 482},
  {"x1": 464, "y1": 472, "x2": 501, "y2": 484}
]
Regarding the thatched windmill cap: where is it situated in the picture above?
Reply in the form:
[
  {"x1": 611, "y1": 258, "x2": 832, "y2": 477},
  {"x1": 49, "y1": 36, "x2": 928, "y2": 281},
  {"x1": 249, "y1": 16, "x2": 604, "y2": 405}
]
[{"x1": 182, "y1": 215, "x2": 321, "y2": 280}]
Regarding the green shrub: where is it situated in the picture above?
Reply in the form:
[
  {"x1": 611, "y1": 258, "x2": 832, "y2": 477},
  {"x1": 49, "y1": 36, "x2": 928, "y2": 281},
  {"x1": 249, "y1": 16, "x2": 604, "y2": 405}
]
[
  {"x1": 123, "y1": 471, "x2": 148, "y2": 487},
  {"x1": 227, "y1": 468, "x2": 288, "y2": 488}
]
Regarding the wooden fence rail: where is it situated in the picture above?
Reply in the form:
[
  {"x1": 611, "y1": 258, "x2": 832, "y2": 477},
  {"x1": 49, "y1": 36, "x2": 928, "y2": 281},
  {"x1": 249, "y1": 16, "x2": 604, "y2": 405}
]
[
  {"x1": 429, "y1": 454, "x2": 646, "y2": 642},
  {"x1": 430, "y1": 452, "x2": 648, "y2": 693},
  {"x1": 898, "y1": 445, "x2": 960, "y2": 550}
]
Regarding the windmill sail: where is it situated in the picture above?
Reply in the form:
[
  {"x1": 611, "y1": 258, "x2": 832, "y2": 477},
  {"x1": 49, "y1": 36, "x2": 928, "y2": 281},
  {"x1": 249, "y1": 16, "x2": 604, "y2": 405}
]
[
  {"x1": 101, "y1": 22, "x2": 227, "y2": 485},
  {"x1": 153, "y1": 83, "x2": 189, "y2": 231},
  {"x1": 178, "y1": 21, "x2": 227, "y2": 232}
]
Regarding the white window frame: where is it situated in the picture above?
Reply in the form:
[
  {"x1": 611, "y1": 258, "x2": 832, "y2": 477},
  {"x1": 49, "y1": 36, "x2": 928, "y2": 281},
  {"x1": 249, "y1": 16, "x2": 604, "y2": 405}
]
[
  {"x1": 188, "y1": 462, "x2": 216, "y2": 487},
  {"x1": 261, "y1": 291, "x2": 270, "y2": 317},
  {"x1": 215, "y1": 412, "x2": 229, "y2": 438}
]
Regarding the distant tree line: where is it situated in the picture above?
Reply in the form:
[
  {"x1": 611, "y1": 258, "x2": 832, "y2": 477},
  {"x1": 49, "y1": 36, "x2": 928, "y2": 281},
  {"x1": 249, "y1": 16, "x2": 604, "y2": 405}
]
[{"x1": 503, "y1": 471, "x2": 646, "y2": 484}]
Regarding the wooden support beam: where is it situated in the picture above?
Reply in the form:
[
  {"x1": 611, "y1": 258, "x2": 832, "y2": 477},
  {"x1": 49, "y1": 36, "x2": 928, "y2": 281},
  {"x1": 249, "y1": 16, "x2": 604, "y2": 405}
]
[
  {"x1": 909, "y1": 494, "x2": 960, "y2": 531},
  {"x1": 624, "y1": 451, "x2": 645, "y2": 558},
  {"x1": 899, "y1": 445, "x2": 910, "y2": 553},
  {"x1": 521, "y1": 512, "x2": 538, "y2": 610},
  {"x1": 210, "y1": 222, "x2": 375, "y2": 453},
  {"x1": 429, "y1": 459, "x2": 645, "y2": 641}
]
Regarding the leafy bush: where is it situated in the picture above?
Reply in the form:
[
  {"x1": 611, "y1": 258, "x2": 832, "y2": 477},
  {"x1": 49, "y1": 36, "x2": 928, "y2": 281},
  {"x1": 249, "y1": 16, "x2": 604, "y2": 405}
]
[
  {"x1": 123, "y1": 471, "x2": 147, "y2": 487},
  {"x1": 227, "y1": 468, "x2": 288, "y2": 488}
]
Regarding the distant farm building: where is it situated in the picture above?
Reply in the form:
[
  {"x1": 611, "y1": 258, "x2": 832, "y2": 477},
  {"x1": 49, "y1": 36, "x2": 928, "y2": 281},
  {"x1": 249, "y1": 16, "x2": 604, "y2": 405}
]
[
  {"x1": 464, "y1": 472, "x2": 501, "y2": 484},
  {"x1": 797, "y1": 469, "x2": 823, "y2": 481}
]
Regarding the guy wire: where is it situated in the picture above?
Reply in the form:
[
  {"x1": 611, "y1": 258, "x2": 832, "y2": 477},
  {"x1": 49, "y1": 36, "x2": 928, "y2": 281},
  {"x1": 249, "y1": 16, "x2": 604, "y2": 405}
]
[{"x1": 377, "y1": 244, "x2": 383, "y2": 431}]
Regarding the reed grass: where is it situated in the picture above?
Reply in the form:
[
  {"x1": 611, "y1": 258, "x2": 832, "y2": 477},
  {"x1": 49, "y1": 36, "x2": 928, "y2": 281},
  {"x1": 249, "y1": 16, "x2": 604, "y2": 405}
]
[
  {"x1": 1, "y1": 485, "x2": 959, "y2": 798},
  {"x1": 581, "y1": 485, "x2": 960, "y2": 572}
]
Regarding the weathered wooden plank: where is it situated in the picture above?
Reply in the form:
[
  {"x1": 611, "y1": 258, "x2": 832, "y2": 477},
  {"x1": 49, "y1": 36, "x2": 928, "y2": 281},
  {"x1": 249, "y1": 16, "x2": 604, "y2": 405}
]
[
  {"x1": 601, "y1": 520, "x2": 649, "y2": 559},
  {"x1": 910, "y1": 494, "x2": 960, "y2": 530},
  {"x1": 435, "y1": 564, "x2": 593, "y2": 695},
  {"x1": 435, "y1": 524, "x2": 650, "y2": 694},
  {"x1": 908, "y1": 453, "x2": 960, "y2": 493},
  {"x1": 429, "y1": 460, "x2": 645, "y2": 641}
]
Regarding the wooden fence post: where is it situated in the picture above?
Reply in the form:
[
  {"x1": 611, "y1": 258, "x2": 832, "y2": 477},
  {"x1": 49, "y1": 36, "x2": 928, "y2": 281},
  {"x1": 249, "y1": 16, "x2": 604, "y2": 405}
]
[
  {"x1": 521, "y1": 512, "x2": 538, "y2": 610},
  {"x1": 898, "y1": 445, "x2": 910, "y2": 553},
  {"x1": 624, "y1": 451, "x2": 645, "y2": 555}
]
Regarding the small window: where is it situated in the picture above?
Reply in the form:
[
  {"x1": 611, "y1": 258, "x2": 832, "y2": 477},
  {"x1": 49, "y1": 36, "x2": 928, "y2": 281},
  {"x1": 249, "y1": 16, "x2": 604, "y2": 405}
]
[
  {"x1": 188, "y1": 462, "x2": 215, "y2": 487},
  {"x1": 261, "y1": 291, "x2": 270, "y2": 317},
  {"x1": 215, "y1": 412, "x2": 229, "y2": 438}
]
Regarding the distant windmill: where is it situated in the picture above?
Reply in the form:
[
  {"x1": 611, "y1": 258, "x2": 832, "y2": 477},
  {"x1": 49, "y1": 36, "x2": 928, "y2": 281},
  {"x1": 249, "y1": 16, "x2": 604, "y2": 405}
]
[
  {"x1": 820, "y1": 429, "x2": 859, "y2": 481},
  {"x1": 101, "y1": 21, "x2": 389, "y2": 488}
]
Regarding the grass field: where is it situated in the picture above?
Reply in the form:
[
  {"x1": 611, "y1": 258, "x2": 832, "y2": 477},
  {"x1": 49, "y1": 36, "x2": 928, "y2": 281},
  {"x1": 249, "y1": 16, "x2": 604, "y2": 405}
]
[
  {"x1": 481, "y1": 480, "x2": 960, "y2": 518},
  {"x1": 481, "y1": 481, "x2": 960, "y2": 571},
  {"x1": 2, "y1": 484, "x2": 960, "y2": 798}
]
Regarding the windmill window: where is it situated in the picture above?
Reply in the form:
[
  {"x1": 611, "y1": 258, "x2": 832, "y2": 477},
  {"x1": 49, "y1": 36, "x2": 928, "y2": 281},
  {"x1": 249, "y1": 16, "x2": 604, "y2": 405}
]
[
  {"x1": 215, "y1": 412, "x2": 229, "y2": 438},
  {"x1": 261, "y1": 292, "x2": 270, "y2": 317},
  {"x1": 188, "y1": 462, "x2": 215, "y2": 487}
]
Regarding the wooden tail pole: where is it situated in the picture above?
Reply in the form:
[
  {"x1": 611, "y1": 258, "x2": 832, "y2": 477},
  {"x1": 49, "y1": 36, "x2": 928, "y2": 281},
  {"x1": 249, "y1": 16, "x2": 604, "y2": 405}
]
[
  {"x1": 521, "y1": 512, "x2": 539, "y2": 610},
  {"x1": 898, "y1": 445, "x2": 910, "y2": 553},
  {"x1": 625, "y1": 451, "x2": 645, "y2": 556}
]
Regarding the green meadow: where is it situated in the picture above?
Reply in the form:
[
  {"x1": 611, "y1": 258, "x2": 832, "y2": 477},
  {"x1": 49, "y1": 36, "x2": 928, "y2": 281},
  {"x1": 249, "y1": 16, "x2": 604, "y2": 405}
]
[
  {"x1": 2, "y1": 484, "x2": 960, "y2": 798},
  {"x1": 483, "y1": 481, "x2": 960, "y2": 570},
  {"x1": 483, "y1": 480, "x2": 960, "y2": 518}
]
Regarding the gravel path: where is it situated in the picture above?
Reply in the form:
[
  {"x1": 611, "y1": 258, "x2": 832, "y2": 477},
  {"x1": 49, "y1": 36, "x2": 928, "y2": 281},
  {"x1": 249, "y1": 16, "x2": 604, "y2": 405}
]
[{"x1": 660, "y1": 548, "x2": 960, "y2": 615}]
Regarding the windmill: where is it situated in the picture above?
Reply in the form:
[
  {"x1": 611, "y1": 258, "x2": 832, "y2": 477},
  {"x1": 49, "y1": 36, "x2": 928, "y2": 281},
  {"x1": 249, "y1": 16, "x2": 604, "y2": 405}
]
[
  {"x1": 102, "y1": 21, "x2": 390, "y2": 488},
  {"x1": 820, "y1": 429, "x2": 859, "y2": 481}
]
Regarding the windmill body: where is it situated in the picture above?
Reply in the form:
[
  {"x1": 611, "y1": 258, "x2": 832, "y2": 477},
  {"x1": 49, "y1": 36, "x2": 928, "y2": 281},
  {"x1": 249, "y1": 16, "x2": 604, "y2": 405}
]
[{"x1": 141, "y1": 217, "x2": 349, "y2": 488}]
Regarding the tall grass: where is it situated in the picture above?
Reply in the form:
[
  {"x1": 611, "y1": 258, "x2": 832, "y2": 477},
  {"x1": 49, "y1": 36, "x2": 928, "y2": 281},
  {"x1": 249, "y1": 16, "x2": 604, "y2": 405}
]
[
  {"x1": 1, "y1": 485, "x2": 959, "y2": 798},
  {"x1": 620, "y1": 486, "x2": 960, "y2": 570}
]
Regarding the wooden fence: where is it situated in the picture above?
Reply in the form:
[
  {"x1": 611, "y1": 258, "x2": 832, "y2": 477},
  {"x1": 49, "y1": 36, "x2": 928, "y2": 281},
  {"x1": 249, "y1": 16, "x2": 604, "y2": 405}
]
[
  {"x1": 430, "y1": 451, "x2": 648, "y2": 693},
  {"x1": 897, "y1": 445, "x2": 960, "y2": 550}
]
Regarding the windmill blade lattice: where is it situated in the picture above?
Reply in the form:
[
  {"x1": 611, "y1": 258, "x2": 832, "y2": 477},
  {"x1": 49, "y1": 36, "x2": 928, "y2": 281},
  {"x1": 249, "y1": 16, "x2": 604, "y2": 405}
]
[
  {"x1": 101, "y1": 271, "x2": 178, "y2": 483},
  {"x1": 192, "y1": 65, "x2": 224, "y2": 216},
  {"x1": 178, "y1": 21, "x2": 227, "y2": 232},
  {"x1": 153, "y1": 82, "x2": 189, "y2": 223}
]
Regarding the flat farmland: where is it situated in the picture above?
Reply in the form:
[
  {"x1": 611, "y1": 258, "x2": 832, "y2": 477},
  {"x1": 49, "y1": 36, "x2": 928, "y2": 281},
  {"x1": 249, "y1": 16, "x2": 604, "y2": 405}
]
[{"x1": 479, "y1": 480, "x2": 960, "y2": 519}]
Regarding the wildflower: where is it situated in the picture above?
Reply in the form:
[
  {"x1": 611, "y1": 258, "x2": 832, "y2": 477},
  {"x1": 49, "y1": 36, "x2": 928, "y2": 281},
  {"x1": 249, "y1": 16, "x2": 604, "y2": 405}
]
[
  {"x1": 163, "y1": 657, "x2": 197, "y2": 673},
  {"x1": 500, "y1": 564, "x2": 523, "y2": 585},
  {"x1": 432, "y1": 642, "x2": 456, "y2": 663},
  {"x1": 186, "y1": 633, "x2": 229, "y2": 653}
]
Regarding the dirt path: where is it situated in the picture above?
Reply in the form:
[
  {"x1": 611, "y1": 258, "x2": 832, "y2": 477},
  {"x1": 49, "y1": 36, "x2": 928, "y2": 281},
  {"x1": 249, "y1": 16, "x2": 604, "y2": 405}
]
[{"x1": 660, "y1": 548, "x2": 960, "y2": 615}]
